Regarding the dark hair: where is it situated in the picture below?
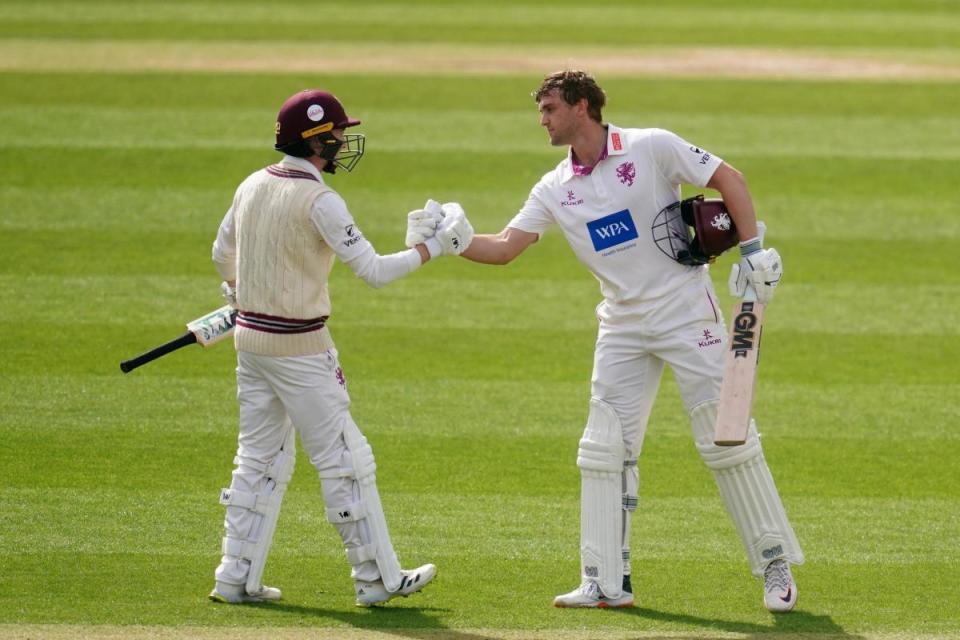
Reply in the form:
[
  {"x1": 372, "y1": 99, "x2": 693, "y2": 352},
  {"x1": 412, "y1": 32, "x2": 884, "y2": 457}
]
[
  {"x1": 533, "y1": 70, "x2": 606, "y2": 123},
  {"x1": 278, "y1": 140, "x2": 313, "y2": 158}
]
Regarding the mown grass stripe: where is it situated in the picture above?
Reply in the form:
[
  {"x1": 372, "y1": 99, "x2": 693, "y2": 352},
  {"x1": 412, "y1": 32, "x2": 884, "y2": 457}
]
[
  {"x1": 2, "y1": 275, "x2": 957, "y2": 337},
  {"x1": 1, "y1": 40, "x2": 959, "y2": 79},
  {"x1": 4, "y1": 105, "x2": 960, "y2": 161}
]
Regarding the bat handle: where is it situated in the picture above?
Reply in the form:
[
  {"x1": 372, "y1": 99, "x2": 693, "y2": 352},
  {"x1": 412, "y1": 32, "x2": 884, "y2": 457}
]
[{"x1": 120, "y1": 332, "x2": 197, "y2": 373}]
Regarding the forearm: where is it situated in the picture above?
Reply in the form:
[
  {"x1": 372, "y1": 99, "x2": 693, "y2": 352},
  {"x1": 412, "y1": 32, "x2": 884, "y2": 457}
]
[
  {"x1": 344, "y1": 245, "x2": 423, "y2": 288},
  {"x1": 461, "y1": 235, "x2": 512, "y2": 265},
  {"x1": 462, "y1": 228, "x2": 536, "y2": 265}
]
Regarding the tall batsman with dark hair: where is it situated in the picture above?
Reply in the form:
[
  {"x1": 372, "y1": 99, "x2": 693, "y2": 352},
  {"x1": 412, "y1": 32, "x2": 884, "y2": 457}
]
[
  {"x1": 208, "y1": 89, "x2": 471, "y2": 606},
  {"x1": 411, "y1": 71, "x2": 802, "y2": 611}
]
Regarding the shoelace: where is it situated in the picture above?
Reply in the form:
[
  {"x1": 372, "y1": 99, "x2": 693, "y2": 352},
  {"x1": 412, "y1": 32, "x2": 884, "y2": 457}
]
[
  {"x1": 580, "y1": 580, "x2": 602, "y2": 599},
  {"x1": 764, "y1": 560, "x2": 791, "y2": 593}
]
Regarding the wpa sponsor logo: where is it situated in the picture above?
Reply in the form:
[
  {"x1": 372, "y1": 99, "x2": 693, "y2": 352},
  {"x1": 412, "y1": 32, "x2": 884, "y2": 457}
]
[{"x1": 586, "y1": 209, "x2": 638, "y2": 251}]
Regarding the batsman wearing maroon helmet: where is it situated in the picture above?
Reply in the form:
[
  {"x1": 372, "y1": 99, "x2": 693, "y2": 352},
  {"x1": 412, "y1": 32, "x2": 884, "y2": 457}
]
[{"x1": 207, "y1": 89, "x2": 471, "y2": 606}]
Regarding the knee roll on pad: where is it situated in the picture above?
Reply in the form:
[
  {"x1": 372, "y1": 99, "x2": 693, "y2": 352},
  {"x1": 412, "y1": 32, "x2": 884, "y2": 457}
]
[
  {"x1": 578, "y1": 399, "x2": 626, "y2": 598},
  {"x1": 218, "y1": 427, "x2": 296, "y2": 592},
  {"x1": 689, "y1": 401, "x2": 804, "y2": 575}
]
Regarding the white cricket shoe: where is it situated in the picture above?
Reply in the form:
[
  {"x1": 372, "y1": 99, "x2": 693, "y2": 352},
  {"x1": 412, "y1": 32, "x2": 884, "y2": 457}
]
[
  {"x1": 355, "y1": 563, "x2": 437, "y2": 607},
  {"x1": 209, "y1": 582, "x2": 282, "y2": 604},
  {"x1": 763, "y1": 559, "x2": 797, "y2": 613},
  {"x1": 553, "y1": 579, "x2": 634, "y2": 609}
]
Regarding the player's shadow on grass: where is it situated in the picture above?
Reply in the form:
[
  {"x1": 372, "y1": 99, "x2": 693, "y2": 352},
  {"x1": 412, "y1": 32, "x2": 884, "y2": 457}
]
[
  {"x1": 626, "y1": 606, "x2": 865, "y2": 639},
  {"x1": 265, "y1": 601, "x2": 501, "y2": 640}
]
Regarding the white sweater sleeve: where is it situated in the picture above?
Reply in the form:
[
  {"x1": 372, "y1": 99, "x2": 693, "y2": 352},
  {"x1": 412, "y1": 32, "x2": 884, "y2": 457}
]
[
  {"x1": 310, "y1": 191, "x2": 422, "y2": 288},
  {"x1": 211, "y1": 204, "x2": 237, "y2": 282}
]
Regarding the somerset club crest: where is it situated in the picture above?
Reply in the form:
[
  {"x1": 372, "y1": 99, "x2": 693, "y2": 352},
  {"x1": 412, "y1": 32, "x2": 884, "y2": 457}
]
[
  {"x1": 616, "y1": 161, "x2": 636, "y2": 186},
  {"x1": 711, "y1": 212, "x2": 732, "y2": 231}
]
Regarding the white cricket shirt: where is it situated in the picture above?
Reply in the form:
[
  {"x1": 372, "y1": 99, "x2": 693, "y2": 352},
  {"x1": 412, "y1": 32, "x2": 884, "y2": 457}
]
[{"x1": 508, "y1": 125, "x2": 723, "y2": 304}]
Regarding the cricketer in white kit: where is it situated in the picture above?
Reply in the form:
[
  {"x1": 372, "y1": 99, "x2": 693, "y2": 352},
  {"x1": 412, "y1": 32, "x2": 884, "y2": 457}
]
[
  {"x1": 207, "y1": 88, "x2": 471, "y2": 607},
  {"x1": 407, "y1": 70, "x2": 802, "y2": 612}
]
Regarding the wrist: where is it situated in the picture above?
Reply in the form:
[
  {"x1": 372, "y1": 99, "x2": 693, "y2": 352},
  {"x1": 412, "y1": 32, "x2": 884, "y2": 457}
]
[
  {"x1": 739, "y1": 236, "x2": 762, "y2": 257},
  {"x1": 424, "y1": 237, "x2": 442, "y2": 258}
]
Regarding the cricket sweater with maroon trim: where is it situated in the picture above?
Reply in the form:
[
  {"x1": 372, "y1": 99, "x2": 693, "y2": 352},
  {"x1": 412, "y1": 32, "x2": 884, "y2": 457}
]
[{"x1": 232, "y1": 163, "x2": 336, "y2": 356}]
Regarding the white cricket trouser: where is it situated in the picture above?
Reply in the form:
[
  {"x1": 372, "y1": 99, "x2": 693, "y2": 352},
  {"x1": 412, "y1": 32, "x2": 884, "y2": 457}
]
[
  {"x1": 215, "y1": 348, "x2": 381, "y2": 585},
  {"x1": 587, "y1": 272, "x2": 801, "y2": 577},
  {"x1": 592, "y1": 273, "x2": 726, "y2": 458}
]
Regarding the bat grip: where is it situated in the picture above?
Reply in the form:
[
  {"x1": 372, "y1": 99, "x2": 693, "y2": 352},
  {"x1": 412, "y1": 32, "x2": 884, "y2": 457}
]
[{"x1": 120, "y1": 332, "x2": 197, "y2": 373}]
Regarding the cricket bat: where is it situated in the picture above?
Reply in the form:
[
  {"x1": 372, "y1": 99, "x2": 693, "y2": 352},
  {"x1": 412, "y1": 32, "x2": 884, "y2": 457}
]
[
  {"x1": 119, "y1": 305, "x2": 237, "y2": 373},
  {"x1": 714, "y1": 222, "x2": 768, "y2": 446}
]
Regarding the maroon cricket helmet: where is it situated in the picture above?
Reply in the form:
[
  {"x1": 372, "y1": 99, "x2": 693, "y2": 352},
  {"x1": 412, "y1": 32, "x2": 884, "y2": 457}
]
[
  {"x1": 652, "y1": 195, "x2": 739, "y2": 266},
  {"x1": 274, "y1": 89, "x2": 361, "y2": 151},
  {"x1": 681, "y1": 195, "x2": 739, "y2": 256}
]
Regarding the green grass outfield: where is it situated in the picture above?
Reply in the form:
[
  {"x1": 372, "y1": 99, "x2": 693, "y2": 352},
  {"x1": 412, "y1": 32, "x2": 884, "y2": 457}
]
[{"x1": 1, "y1": 1, "x2": 959, "y2": 638}]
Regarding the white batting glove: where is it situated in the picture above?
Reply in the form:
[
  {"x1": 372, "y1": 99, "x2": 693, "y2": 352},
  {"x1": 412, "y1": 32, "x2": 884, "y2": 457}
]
[
  {"x1": 220, "y1": 281, "x2": 238, "y2": 309},
  {"x1": 435, "y1": 202, "x2": 474, "y2": 256},
  {"x1": 405, "y1": 199, "x2": 444, "y2": 248},
  {"x1": 728, "y1": 238, "x2": 783, "y2": 303}
]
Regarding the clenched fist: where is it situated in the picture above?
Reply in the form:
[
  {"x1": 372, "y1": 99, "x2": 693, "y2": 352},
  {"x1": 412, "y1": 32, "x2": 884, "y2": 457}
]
[
  {"x1": 405, "y1": 199, "x2": 445, "y2": 248},
  {"x1": 435, "y1": 202, "x2": 474, "y2": 256}
]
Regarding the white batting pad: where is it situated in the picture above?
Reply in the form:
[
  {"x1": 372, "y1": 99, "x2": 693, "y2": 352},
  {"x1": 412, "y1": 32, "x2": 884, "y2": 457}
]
[
  {"x1": 577, "y1": 398, "x2": 626, "y2": 598},
  {"x1": 690, "y1": 400, "x2": 804, "y2": 575},
  {"x1": 331, "y1": 419, "x2": 401, "y2": 592},
  {"x1": 218, "y1": 425, "x2": 296, "y2": 593}
]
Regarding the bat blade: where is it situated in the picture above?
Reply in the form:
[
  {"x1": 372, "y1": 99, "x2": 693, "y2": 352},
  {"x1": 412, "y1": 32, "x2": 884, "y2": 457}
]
[{"x1": 714, "y1": 300, "x2": 765, "y2": 445}]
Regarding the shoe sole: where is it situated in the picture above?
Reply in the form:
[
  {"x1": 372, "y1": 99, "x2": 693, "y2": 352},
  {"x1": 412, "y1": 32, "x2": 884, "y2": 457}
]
[
  {"x1": 554, "y1": 599, "x2": 634, "y2": 609},
  {"x1": 208, "y1": 590, "x2": 277, "y2": 604},
  {"x1": 355, "y1": 590, "x2": 427, "y2": 607}
]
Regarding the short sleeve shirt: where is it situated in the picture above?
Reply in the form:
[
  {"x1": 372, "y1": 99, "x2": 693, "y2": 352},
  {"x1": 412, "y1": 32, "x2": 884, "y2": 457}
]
[{"x1": 508, "y1": 126, "x2": 723, "y2": 303}]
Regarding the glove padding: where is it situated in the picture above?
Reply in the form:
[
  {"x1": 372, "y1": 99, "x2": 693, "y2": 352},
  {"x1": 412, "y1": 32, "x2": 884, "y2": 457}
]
[
  {"x1": 728, "y1": 247, "x2": 782, "y2": 303},
  {"x1": 435, "y1": 202, "x2": 474, "y2": 256},
  {"x1": 405, "y1": 199, "x2": 445, "y2": 248},
  {"x1": 221, "y1": 281, "x2": 238, "y2": 309}
]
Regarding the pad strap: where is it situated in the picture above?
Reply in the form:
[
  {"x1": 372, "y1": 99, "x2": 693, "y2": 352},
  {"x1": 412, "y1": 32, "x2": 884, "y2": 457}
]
[
  {"x1": 222, "y1": 536, "x2": 257, "y2": 560},
  {"x1": 622, "y1": 459, "x2": 639, "y2": 511},
  {"x1": 346, "y1": 543, "x2": 378, "y2": 565},
  {"x1": 220, "y1": 487, "x2": 269, "y2": 514},
  {"x1": 326, "y1": 502, "x2": 367, "y2": 524}
]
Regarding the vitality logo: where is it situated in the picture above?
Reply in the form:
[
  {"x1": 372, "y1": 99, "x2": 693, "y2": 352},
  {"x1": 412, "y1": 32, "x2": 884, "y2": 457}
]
[
  {"x1": 342, "y1": 224, "x2": 364, "y2": 248},
  {"x1": 586, "y1": 209, "x2": 639, "y2": 251}
]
